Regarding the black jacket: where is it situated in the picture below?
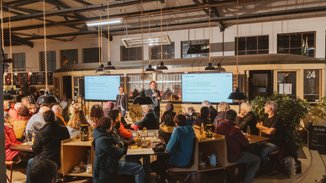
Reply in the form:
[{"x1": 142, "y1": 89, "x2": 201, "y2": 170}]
[
  {"x1": 235, "y1": 112, "x2": 259, "y2": 135},
  {"x1": 135, "y1": 111, "x2": 159, "y2": 130},
  {"x1": 32, "y1": 122, "x2": 70, "y2": 168},
  {"x1": 115, "y1": 94, "x2": 128, "y2": 112},
  {"x1": 93, "y1": 128, "x2": 126, "y2": 183}
]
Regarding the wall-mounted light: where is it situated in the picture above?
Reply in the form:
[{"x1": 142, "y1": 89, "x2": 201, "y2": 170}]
[
  {"x1": 86, "y1": 18, "x2": 123, "y2": 27},
  {"x1": 122, "y1": 35, "x2": 171, "y2": 48}
]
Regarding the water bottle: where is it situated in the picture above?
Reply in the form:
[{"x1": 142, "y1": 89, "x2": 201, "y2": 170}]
[{"x1": 209, "y1": 153, "x2": 217, "y2": 167}]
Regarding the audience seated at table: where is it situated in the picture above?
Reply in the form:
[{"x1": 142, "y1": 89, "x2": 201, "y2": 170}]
[
  {"x1": 167, "y1": 114, "x2": 195, "y2": 167},
  {"x1": 109, "y1": 108, "x2": 133, "y2": 140},
  {"x1": 26, "y1": 110, "x2": 70, "y2": 183},
  {"x1": 132, "y1": 104, "x2": 159, "y2": 130},
  {"x1": 67, "y1": 110, "x2": 89, "y2": 138},
  {"x1": 202, "y1": 100, "x2": 218, "y2": 124},
  {"x1": 159, "y1": 103, "x2": 176, "y2": 143},
  {"x1": 8, "y1": 102, "x2": 23, "y2": 120},
  {"x1": 29, "y1": 159, "x2": 57, "y2": 183},
  {"x1": 214, "y1": 102, "x2": 230, "y2": 125},
  {"x1": 235, "y1": 102, "x2": 259, "y2": 135},
  {"x1": 52, "y1": 104, "x2": 66, "y2": 126},
  {"x1": 4, "y1": 112, "x2": 22, "y2": 162},
  {"x1": 89, "y1": 104, "x2": 104, "y2": 127},
  {"x1": 93, "y1": 117, "x2": 145, "y2": 183},
  {"x1": 215, "y1": 109, "x2": 260, "y2": 183},
  {"x1": 25, "y1": 106, "x2": 50, "y2": 139},
  {"x1": 255, "y1": 101, "x2": 285, "y2": 171},
  {"x1": 185, "y1": 106, "x2": 198, "y2": 124},
  {"x1": 103, "y1": 101, "x2": 115, "y2": 117},
  {"x1": 193, "y1": 106, "x2": 211, "y2": 127}
]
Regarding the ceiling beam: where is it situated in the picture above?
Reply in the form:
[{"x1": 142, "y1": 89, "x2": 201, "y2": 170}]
[
  {"x1": 13, "y1": 30, "x2": 102, "y2": 40},
  {"x1": 3, "y1": 0, "x2": 39, "y2": 8},
  {"x1": 4, "y1": 34, "x2": 34, "y2": 47},
  {"x1": 2, "y1": 0, "x2": 163, "y2": 23},
  {"x1": 73, "y1": 0, "x2": 93, "y2": 6}
]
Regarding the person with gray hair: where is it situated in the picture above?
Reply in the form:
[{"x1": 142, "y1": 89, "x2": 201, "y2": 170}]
[
  {"x1": 214, "y1": 102, "x2": 230, "y2": 125},
  {"x1": 235, "y1": 102, "x2": 258, "y2": 135},
  {"x1": 256, "y1": 100, "x2": 285, "y2": 172},
  {"x1": 132, "y1": 104, "x2": 159, "y2": 130},
  {"x1": 25, "y1": 106, "x2": 50, "y2": 138}
]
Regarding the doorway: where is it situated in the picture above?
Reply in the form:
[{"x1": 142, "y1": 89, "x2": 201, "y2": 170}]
[
  {"x1": 249, "y1": 70, "x2": 273, "y2": 101},
  {"x1": 62, "y1": 76, "x2": 72, "y2": 100}
]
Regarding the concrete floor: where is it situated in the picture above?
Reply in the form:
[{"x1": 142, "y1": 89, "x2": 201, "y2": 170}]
[{"x1": 6, "y1": 147, "x2": 326, "y2": 183}]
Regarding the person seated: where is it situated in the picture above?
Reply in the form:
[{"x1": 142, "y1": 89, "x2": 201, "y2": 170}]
[
  {"x1": 25, "y1": 106, "x2": 50, "y2": 139},
  {"x1": 8, "y1": 102, "x2": 23, "y2": 120},
  {"x1": 89, "y1": 104, "x2": 104, "y2": 127},
  {"x1": 29, "y1": 159, "x2": 58, "y2": 183},
  {"x1": 109, "y1": 109, "x2": 133, "y2": 140},
  {"x1": 4, "y1": 112, "x2": 22, "y2": 162},
  {"x1": 52, "y1": 104, "x2": 66, "y2": 126},
  {"x1": 185, "y1": 106, "x2": 198, "y2": 124},
  {"x1": 256, "y1": 101, "x2": 285, "y2": 171},
  {"x1": 21, "y1": 96, "x2": 30, "y2": 107},
  {"x1": 202, "y1": 100, "x2": 218, "y2": 123},
  {"x1": 132, "y1": 105, "x2": 159, "y2": 130},
  {"x1": 17, "y1": 105, "x2": 31, "y2": 120},
  {"x1": 103, "y1": 101, "x2": 115, "y2": 117},
  {"x1": 26, "y1": 110, "x2": 70, "y2": 183},
  {"x1": 214, "y1": 102, "x2": 230, "y2": 125},
  {"x1": 93, "y1": 117, "x2": 145, "y2": 183},
  {"x1": 167, "y1": 114, "x2": 195, "y2": 167},
  {"x1": 215, "y1": 109, "x2": 260, "y2": 183},
  {"x1": 235, "y1": 102, "x2": 259, "y2": 135},
  {"x1": 193, "y1": 106, "x2": 211, "y2": 127},
  {"x1": 159, "y1": 103, "x2": 176, "y2": 143},
  {"x1": 67, "y1": 110, "x2": 89, "y2": 138}
]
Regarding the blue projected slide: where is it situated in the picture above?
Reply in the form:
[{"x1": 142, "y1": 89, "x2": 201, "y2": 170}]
[
  {"x1": 84, "y1": 75, "x2": 120, "y2": 100},
  {"x1": 182, "y1": 73, "x2": 233, "y2": 103}
]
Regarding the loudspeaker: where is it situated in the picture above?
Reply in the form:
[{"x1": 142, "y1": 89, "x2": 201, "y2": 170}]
[{"x1": 78, "y1": 77, "x2": 85, "y2": 98}]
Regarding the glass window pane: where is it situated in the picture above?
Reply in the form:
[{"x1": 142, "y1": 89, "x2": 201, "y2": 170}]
[
  {"x1": 277, "y1": 71, "x2": 296, "y2": 98},
  {"x1": 61, "y1": 49, "x2": 78, "y2": 67},
  {"x1": 277, "y1": 34, "x2": 289, "y2": 52},
  {"x1": 83, "y1": 48, "x2": 99, "y2": 63},
  {"x1": 13, "y1": 53, "x2": 26, "y2": 71},
  {"x1": 120, "y1": 46, "x2": 143, "y2": 61},
  {"x1": 304, "y1": 69, "x2": 320, "y2": 102},
  {"x1": 290, "y1": 34, "x2": 301, "y2": 48},
  {"x1": 258, "y1": 36, "x2": 269, "y2": 50},
  {"x1": 246, "y1": 37, "x2": 257, "y2": 50}
]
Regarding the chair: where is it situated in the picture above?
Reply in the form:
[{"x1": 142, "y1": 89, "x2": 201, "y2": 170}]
[
  {"x1": 167, "y1": 139, "x2": 198, "y2": 182},
  {"x1": 12, "y1": 120, "x2": 27, "y2": 139},
  {"x1": 5, "y1": 161, "x2": 14, "y2": 183},
  {"x1": 223, "y1": 138, "x2": 243, "y2": 183}
]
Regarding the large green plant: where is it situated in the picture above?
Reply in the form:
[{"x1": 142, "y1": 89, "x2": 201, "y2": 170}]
[
  {"x1": 308, "y1": 97, "x2": 326, "y2": 123},
  {"x1": 251, "y1": 94, "x2": 309, "y2": 146}
]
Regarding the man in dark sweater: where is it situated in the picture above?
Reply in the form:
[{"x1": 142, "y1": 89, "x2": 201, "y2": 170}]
[{"x1": 215, "y1": 109, "x2": 260, "y2": 183}]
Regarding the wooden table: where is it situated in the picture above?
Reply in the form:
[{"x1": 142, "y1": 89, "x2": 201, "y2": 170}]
[
  {"x1": 127, "y1": 130, "x2": 163, "y2": 182},
  {"x1": 247, "y1": 134, "x2": 269, "y2": 144},
  {"x1": 10, "y1": 143, "x2": 33, "y2": 153}
]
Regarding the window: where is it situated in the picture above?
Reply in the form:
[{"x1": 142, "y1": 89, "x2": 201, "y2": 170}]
[
  {"x1": 277, "y1": 32, "x2": 315, "y2": 57},
  {"x1": 156, "y1": 73, "x2": 181, "y2": 101},
  {"x1": 61, "y1": 49, "x2": 78, "y2": 67},
  {"x1": 12, "y1": 53, "x2": 26, "y2": 71},
  {"x1": 235, "y1": 35, "x2": 269, "y2": 55},
  {"x1": 277, "y1": 71, "x2": 297, "y2": 98},
  {"x1": 127, "y1": 74, "x2": 152, "y2": 99},
  {"x1": 181, "y1": 39, "x2": 209, "y2": 58},
  {"x1": 304, "y1": 69, "x2": 321, "y2": 102},
  {"x1": 83, "y1": 47, "x2": 100, "y2": 63},
  {"x1": 149, "y1": 42, "x2": 175, "y2": 60},
  {"x1": 120, "y1": 46, "x2": 143, "y2": 61},
  {"x1": 40, "y1": 51, "x2": 56, "y2": 72}
]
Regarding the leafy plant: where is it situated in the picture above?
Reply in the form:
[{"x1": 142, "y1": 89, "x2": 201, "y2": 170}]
[
  {"x1": 308, "y1": 97, "x2": 326, "y2": 123},
  {"x1": 251, "y1": 94, "x2": 309, "y2": 146}
]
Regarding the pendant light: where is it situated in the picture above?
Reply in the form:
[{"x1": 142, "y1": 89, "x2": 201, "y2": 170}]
[
  {"x1": 104, "y1": 0, "x2": 115, "y2": 71},
  {"x1": 205, "y1": 8, "x2": 215, "y2": 71},
  {"x1": 156, "y1": 4, "x2": 168, "y2": 71},
  {"x1": 145, "y1": 15, "x2": 155, "y2": 72},
  {"x1": 37, "y1": 0, "x2": 59, "y2": 106},
  {"x1": 228, "y1": 0, "x2": 247, "y2": 101},
  {"x1": 133, "y1": 0, "x2": 153, "y2": 105}
]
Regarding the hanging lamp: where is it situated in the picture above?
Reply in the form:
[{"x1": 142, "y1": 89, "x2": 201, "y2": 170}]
[
  {"x1": 104, "y1": 1, "x2": 115, "y2": 71},
  {"x1": 204, "y1": 8, "x2": 215, "y2": 71},
  {"x1": 156, "y1": 5, "x2": 168, "y2": 71},
  {"x1": 145, "y1": 15, "x2": 156, "y2": 72},
  {"x1": 95, "y1": 12, "x2": 105, "y2": 73},
  {"x1": 228, "y1": 0, "x2": 246, "y2": 101},
  {"x1": 133, "y1": 0, "x2": 153, "y2": 105},
  {"x1": 37, "y1": 0, "x2": 59, "y2": 106}
]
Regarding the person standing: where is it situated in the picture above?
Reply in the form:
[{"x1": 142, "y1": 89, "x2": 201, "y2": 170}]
[
  {"x1": 146, "y1": 81, "x2": 161, "y2": 120},
  {"x1": 116, "y1": 86, "x2": 128, "y2": 117}
]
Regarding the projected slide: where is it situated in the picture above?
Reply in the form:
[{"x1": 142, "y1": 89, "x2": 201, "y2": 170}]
[
  {"x1": 85, "y1": 75, "x2": 120, "y2": 100},
  {"x1": 182, "y1": 73, "x2": 233, "y2": 103}
]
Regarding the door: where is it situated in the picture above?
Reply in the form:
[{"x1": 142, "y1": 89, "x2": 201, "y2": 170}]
[
  {"x1": 62, "y1": 76, "x2": 72, "y2": 100},
  {"x1": 249, "y1": 70, "x2": 273, "y2": 101}
]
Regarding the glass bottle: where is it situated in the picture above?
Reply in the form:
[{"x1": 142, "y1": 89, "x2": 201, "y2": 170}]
[{"x1": 80, "y1": 124, "x2": 89, "y2": 141}]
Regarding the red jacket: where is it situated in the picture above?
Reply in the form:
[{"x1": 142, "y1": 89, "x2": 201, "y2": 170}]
[
  {"x1": 5, "y1": 125, "x2": 21, "y2": 161},
  {"x1": 215, "y1": 120, "x2": 249, "y2": 163},
  {"x1": 119, "y1": 122, "x2": 132, "y2": 139}
]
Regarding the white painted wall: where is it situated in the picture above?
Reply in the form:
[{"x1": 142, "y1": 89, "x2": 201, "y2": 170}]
[{"x1": 5, "y1": 16, "x2": 326, "y2": 72}]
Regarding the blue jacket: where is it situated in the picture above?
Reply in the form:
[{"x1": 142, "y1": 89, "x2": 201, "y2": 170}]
[
  {"x1": 93, "y1": 128, "x2": 126, "y2": 183},
  {"x1": 166, "y1": 126, "x2": 195, "y2": 167}
]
